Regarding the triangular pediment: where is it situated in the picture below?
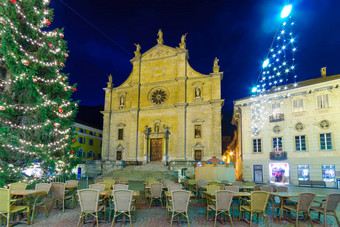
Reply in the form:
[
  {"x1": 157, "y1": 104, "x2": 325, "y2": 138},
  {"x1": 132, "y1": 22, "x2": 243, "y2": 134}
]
[{"x1": 141, "y1": 44, "x2": 184, "y2": 61}]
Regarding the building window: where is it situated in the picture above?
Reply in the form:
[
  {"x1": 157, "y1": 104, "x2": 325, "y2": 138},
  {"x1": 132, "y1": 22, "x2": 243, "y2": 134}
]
[
  {"x1": 87, "y1": 150, "x2": 94, "y2": 158},
  {"x1": 78, "y1": 137, "x2": 85, "y2": 144},
  {"x1": 295, "y1": 135, "x2": 306, "y2": 151},
  {"x1": 118, "y1": 129, "x2": 124, "y2": 140},
  {"x1": 99, "y1": 134, "x2": 102, "y2": 137},
  {"x1": 272, "y1": 102, "x2": 281, "y2": 114},
  {"x1": 194, "y1": 125, "x2": 202, "y2": 138},
  {"x1": 97, "y1": 154, "x2": 101, "y2": 159},
  {"x1": 293, "y1": 99, "x2": 304, "y2": 112},
  {"x1": 297, "y1": 165, "x2": 309, "y2": 181},
  {"x1": 317, "y1": 94, "x2": 329, "y2": 109},
  {"x1": 89, "y1": 131, "x2": 94, "y2": 136},
  {"x1": 251, "y1": 107, "x2": 260, "y2": 119},
  {"x1": 272, "y1": 137, "x2": 283, "y2": 152},
  {"x1": 89, "y1": 139, "x2": 93, "y2": 146},
  {"x1": 252, "y1": 139, "x2": 261, "y2": 153},
  {"x1": 79, "y1": 128, "x2": 84, "y2": 133},
  {"x1": 99, "y1": 141, "x2": 102, "y2": 148},
  {"x1": 322, "y1": 165, "x2": 335, "y2": 182},
  {"x1": 320, "y1": 133, "x2": 332, "y2": 150},
  {"x1": 77, "y1": 149, "x2": 85, "y2": 158}
]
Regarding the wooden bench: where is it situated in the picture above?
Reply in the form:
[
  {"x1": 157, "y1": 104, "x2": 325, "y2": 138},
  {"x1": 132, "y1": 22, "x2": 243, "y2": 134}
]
[{"x1": 299, "y1": 180, "x2": 326, "y2": 188}]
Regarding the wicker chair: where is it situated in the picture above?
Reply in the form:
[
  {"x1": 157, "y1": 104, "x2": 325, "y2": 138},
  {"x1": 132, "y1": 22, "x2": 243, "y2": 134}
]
[
  {"x1": 150, "y1": 183, "x2": 163, "y2": 207},
  {"x1": 206, "y1": 185, "x2": 221, "y2": 192},
  {"x1": 31, "y1": 183, "x2": 51, "y2": 223},
  {"x1": 103, "y1": 177, "x2": 113, "y2": 181},
  {"x1": 208, "y1": 181, "x2": 219, "y2": 185},
  {"x1": 279, "y1": 192, "x2": 316, "y2": 226},
  {"x1": 98, "y1": 182, "x2": 112, "y2": 191},
  {"x1": 276, "y1": 186, "x2": 288, "y2": 192},
  {"x1": 163, "y1": 180, "x2": 175, "y2": 187},
  {"x1": 111, "y1": 190, "x2": 135, "y2": 226},
  {"x1": 65, "y1": 180, "x2": 79, "y2": 186},
  {"x1": 221, "y1": 180, "x2": 229, "y2": 185},
  {"x1": 94, "y1": 179, "x2": 104, "y2": 184},
  {"x1": 113, "y1": 184, "x2": 129, "y2": 190},
  {"x1": 261, "y1": 186, "x2": 273, "y2": 192},
  {"x1": 253, "y1": 185, "x2": 262, "y2": 191},
  {"x1": 310, "y1": 193, "x2": 340, "y2": 227},
  {"x1": 168, "y1": 184, "x2": 182, "y2": 192},
  {"x1": 9, "y1": 182, "x2": 27, "y2": 190},
  {"x1": 244, "y1": 182, "x2": 255, "y2": 186},
  {"x1": 196, "y1": 180, "x2": 208, "y2": 200},
  {"x1": 77, "y1": 189, "x2": 106, "y2": 227},
  {"x1": 119, "y1": 178, "x2": 129, "y2": 185},
  {"x1": 268, "y1": 185, "x2": 277, "y2": 192},
  {"x1": 232, "y1": 181, "x2": 243, "y2": 186},
  {"x1": 207, "y1": 190, "x2": 234, "y2": 227},
  {"x1": 0, "y1": 188, "x2": 30, "y2": 226},
  {"x1": 51, "y1": 182, "x2": 73, "y2": 212},
  {"x1": 104, "y1": 180, "x2": 116, "y2": 188},
  {"x1": 239, "y1": 191, "x2": 270, "y2": 226},
  {"x1": 169, "y1": 190, "x2": 191, "y2": 227},
  {"x1": 89, "y1": 184, "x2": 106, "y2": 191},
  {"x1": 225, "y1": 186, "x2": 239, "y2": 192}
]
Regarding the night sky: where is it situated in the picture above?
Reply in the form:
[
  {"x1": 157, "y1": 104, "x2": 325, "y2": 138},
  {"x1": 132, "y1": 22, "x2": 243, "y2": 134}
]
[{"x1": 50, "y1": 0, "x2": 340, "y2": 110}]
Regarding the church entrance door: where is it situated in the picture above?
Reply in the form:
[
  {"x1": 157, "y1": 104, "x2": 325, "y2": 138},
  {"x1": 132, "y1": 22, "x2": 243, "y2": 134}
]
[{"x1": 150, "y1": 138, "x2": 163, "y2": 161}]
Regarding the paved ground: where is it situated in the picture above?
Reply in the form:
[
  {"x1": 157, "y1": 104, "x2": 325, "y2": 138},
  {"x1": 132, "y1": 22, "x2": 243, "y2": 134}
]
[{"x1": 7, "y1": 182, "x2": 340, "y2": 227}]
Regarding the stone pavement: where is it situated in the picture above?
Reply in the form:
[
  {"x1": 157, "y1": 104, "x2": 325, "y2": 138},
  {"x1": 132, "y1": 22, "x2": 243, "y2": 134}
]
[{"x1": 11, "y1": 183, "x2": 340, "y2": 227}]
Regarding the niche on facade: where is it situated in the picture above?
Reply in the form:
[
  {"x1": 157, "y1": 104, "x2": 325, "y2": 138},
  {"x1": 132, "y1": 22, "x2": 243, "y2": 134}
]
[
  {"x1": 192, "y1": 142, "x2": 205, "y2": 161},
  {"x1": 119, "y1": 92, "x2": 127, "y2": 109},
  {"x1": 115, "y1": 144, "x2": 124, "y2": 161},
  {"x1": 319, "y1": 120, "x2": 330, "y2": 130},
  {"x1": 192, "y1": 118, "x2": 205, "y2": 138},
  {"x1": 192, "y1": 81, "x2": 204, "y2": 102}
]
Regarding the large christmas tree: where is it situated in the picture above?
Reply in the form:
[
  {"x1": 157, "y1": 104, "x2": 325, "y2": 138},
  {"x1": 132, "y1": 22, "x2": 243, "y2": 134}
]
[{"x1": 0, "y1": 0, "x2": 78, "y2": 187}]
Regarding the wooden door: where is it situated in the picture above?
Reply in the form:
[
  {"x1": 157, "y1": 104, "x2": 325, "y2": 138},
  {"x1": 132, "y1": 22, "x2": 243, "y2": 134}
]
[
  {"x1": 150, "y1": 139, "x2": 163, "y2": 161},
  {"x1": 194, "y1": 150, "x2": 202, "y2": 161},
  {"x1": 116, "y1": 151, "x2": 122, "y2": 160}
]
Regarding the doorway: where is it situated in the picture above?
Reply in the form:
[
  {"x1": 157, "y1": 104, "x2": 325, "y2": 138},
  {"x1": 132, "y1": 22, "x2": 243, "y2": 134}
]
[
  {"x1": 150, "y1": 138, "x2": 163, "y2": 161},
  {"x1": 253, "y1": 165, "x2": 263, "y2": 183}
]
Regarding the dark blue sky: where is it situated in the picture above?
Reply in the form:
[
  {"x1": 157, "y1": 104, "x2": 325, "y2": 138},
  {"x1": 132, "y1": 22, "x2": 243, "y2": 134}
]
[{"x1": 51, "y1": 0, "x2": 340, "y2": 110}]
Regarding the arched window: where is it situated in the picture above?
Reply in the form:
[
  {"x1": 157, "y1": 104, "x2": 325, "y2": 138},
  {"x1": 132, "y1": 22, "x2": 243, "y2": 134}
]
[
  {"x1": 77, "y1": 149, "x2": 85, "y2": 158},
  {"x1": 87, "y1": 150, "x2": 94, "y2": 158}
]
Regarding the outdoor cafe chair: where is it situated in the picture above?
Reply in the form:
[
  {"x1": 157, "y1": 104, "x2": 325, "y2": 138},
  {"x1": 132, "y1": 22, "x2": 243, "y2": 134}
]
[
  {"x1": 221, "y1": 180, "x2": 229, "y2": 185},
  {"x1": 168, "y1": 183, "x2": 182, "y2": 192},
  {"x1": 206, "y1": 185, "x2": 220, "y2": 192},
  {"x1": 103, "y1": 177, "x2": 113, "y2": 181},
  {"x1": 225, "y1": 186, "x2": 239, "y2": 192},
  {"x1": 94, "y1": 179, "x2": 104, "y2": 184},
  {"x1": 271, "y1": 186, "x2": 288, "y2": 217},
  {"x1": 276, "y1": 186, "x2": 288, "y2": 192},
  {"x1": 9, "y1": 182, "x2": 28, "y2": 190},
  {"x1": 279, "y1": 192, "x2": 316, "y2": 226},
  {"x1": 51, "y1": 182, "x2": 73, "y2": 212},
  {"x1": 113, "y1": 184, "x2": 129, "y2": 190},
  {"x1": 261, "y1": 186, "x2": 273, "y2": 192},
  {"x1": 99, "y1": 182, "x2": 112, "y2": 190},
  {"x1": 0, "y1": 188, "x2": 30, "y2": 227},
  {"x1": 169, "y1": 190, "x2": 191, "y2": 227},
  {"x1": 111, "y1": 189, "x2": 135, "y2": 226},
  {"x1": 232, "y1": 181, "x2": 243, "y2": 186},
  {"x1": 206, "y1": 190, "x2": 234, "y2": 227},
  {"x1": 89, "y1": 184, "x2": 106, "y2": 191},
  {"x1": 31, "y1": 183, "x2": 51, "y2": 224},
  {"x1": 253, "y1": 185, "x2": 262, "y2": 191},
  {"x1": 239, "y1": 191, "x2": 270, "y2": 227},
  {"x1": 77, "y1": 189, "x2": 106, "y2": 227},
  {"x1": 310, "y1": 193, "x2": 340, "y2": 227},
  {"x1": 65, "y1": 180, "x2": 79, "y2": 186},
  {"x1": 150, "y1": 183, "x2": 163, "y2": 207},
  {"x1": 196, "y1": 180, "x2": 208, "y2": 200}
]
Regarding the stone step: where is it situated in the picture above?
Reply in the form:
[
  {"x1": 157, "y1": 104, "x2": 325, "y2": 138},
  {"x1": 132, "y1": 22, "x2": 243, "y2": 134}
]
[{"x1": 122, "y1": 162, "x2": 169, "y2": 172}]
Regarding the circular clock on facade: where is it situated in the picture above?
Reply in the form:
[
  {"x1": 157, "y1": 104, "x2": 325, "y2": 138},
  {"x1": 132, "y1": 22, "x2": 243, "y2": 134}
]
[{"x1": 150, "y1": 88, "x2": 167, "y2": 105}]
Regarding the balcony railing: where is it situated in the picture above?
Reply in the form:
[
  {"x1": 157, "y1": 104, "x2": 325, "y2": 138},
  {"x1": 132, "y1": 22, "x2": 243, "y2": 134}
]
[
  {"x1": 270, "y1": 151, "x2": 287, "y2": 160},
  {"x1": 269, "y1": 113, "x2": 284, "y2": 122}
]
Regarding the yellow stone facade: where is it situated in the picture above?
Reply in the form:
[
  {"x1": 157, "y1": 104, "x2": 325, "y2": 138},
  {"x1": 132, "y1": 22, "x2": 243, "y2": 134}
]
[{"x1": 101, "y1": 32, "x2": 224, "y2": 164}]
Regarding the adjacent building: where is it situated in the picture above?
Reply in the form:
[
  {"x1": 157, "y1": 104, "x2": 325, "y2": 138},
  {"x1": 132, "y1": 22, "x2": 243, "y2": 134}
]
[
  {"x1": 232, "y1": 71, "x2": 340, "y2": 186},
  {"x1": 101, "y1": 31, "x2": 224, "y2": 166},
  {"x1": 73, "y1": 121, "x2": 103, "y2": 160}
]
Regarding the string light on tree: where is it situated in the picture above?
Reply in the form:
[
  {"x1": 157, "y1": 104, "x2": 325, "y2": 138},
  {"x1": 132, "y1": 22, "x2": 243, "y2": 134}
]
[{"x1": 250, "y1": 4, "x2": 298, "y2": 136}]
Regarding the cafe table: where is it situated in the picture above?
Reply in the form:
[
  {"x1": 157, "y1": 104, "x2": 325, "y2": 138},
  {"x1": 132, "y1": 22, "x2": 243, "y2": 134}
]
[
  {"x1": 65, "y1": 185, "x2": 78, "y2": 208},
  {"x1": 239, "y1": 185, "x2": 255, "y2": 191}
]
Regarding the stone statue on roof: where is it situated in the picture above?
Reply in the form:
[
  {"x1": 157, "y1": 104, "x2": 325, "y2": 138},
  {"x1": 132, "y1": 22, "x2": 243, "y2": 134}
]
[
  {"x1": 134, "y1": 43, "x2": 141, "y2": 57},
  {"x1": 157, "y1": 29, "x2": 164, "y2": 44}
]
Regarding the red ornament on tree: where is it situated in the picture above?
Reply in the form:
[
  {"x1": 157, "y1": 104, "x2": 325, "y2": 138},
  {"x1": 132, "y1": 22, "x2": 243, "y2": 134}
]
[
  {"x1": 59, "y1": 62, "x2": 64, "y2": 67},
  {"x1": 71, "y1": 150, "x2": 74, "y2": 154},
  {"x1": 72, "y1": 87, "x2": 77, "y2": 92},
  {"x1": 59, "y1": 33, "x2": 64, "y2": 38},
  {"x1": 53, "y1": 122, "x2": 60, "y2": 128},
  {"x1": 32, "y1": 78, "x2": 37, "y2": 83},
  {"x1": 64, "y1": 53, "x2": 69, "y2": 58},
  {"x1": 46, "y1": 19, "x2": 51, "y2": 26},
  {"x1": 58, "y1": 108, "x2": 63, "y2": 113},
  {"x1": 0, "y1": 106, "x2": 6, "y2": 111},
  {"x1": 21, "y1": 59, "x2": 29, "y2": 66},
  {"x1": 10, "y1": 0, "x2": 16, "y2": 3},
  {"x1": 48, "y1": 43, "x2": 54, "y2": 49},
  {"x1": 72, "y1": 139, "x2": 76, "y2": 143}
]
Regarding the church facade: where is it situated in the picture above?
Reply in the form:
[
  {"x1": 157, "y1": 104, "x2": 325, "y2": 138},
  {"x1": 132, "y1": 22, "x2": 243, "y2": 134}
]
[{"x1": 101, "y1": 31, "x2": 224, "y2": 165}]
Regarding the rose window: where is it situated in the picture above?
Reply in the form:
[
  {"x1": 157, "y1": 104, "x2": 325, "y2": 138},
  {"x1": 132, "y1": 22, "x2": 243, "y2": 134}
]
[{"x1": 151, "y1": 89, "x2": 167, "y2": 105}]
